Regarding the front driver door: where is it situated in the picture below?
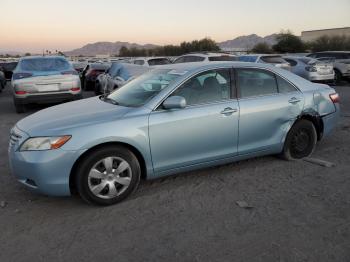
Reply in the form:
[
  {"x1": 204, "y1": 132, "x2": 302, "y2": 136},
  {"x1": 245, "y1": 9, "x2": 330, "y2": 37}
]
[{"x1": 148, "y1": 68, "x2": 239, "y2": 174}]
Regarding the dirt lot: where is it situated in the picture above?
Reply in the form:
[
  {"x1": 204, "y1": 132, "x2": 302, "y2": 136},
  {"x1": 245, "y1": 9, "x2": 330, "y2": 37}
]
[{"x1": 0, "y1": 83, "x2": 349, "y2": 262}]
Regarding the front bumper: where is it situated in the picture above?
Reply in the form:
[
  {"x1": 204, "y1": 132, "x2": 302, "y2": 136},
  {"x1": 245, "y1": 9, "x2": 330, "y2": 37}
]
[{"x1": 8, "y1": 126, "x2": 85, "y2": 196}]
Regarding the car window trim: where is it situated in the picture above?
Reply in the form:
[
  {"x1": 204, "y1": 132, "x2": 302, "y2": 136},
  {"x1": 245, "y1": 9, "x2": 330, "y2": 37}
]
[{"x1": 152, "y1": 66, "x2": 236, "y2": 111}]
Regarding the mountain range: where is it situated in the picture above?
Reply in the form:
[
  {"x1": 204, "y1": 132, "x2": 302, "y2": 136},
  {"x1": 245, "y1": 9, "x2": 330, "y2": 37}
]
[{"x1": 64, "y1": 34, "x2": 279, "y2": 56}]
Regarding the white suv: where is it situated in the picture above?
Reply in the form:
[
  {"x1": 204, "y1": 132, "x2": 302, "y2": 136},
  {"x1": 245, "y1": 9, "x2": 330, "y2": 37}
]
[{"x1": 173, "y1": 52, "x2": 237, "y2": 63}]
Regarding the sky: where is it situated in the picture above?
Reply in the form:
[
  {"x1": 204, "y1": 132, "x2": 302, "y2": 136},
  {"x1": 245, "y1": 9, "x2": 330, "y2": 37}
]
[{"x1": 0, "y1": 0, "x2": 349, "y2": 53}]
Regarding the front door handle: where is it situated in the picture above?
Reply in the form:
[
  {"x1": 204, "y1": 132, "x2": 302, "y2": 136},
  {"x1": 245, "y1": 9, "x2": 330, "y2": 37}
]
[
  {"x1": 220, "y1": 107, "x2": 237, "y2": 115},
  {"x1": 288, "y1": 97, "x2": 301, "y2": 104}
]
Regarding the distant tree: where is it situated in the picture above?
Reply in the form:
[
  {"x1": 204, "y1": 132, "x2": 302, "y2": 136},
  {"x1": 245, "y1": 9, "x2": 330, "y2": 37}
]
[
  {"x1": 309, "y1": 35, "x2": 350, "y2": 52},
  {"x1": 24, "y1": 52, "x2": 31, "y2": 56},
  {"x1": 273, "y1": 31, "x2": 306, "y2": 53},
  {"x1": 251, "y1": 42, "x2": 272, "y2": 54},
  {"x1": 119, "y1": 46, "x2": 129, "y2": 57}
]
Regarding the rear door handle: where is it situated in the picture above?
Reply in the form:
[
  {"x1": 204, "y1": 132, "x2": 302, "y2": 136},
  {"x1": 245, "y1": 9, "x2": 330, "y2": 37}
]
[
  {"x1": 288, "y1": 97, "x2": 301, "y2": 104},
  {"x1": 220, "y1": 107, "x2": 237, "y2": 115}
]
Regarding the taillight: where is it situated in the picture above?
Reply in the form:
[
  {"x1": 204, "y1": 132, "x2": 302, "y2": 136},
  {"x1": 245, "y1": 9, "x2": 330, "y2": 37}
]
[
  {"x1": 12, "y1": 72, "x2": 33, "y2": 80},
  {"x1": 15, "y1": 91, "x2": 27, "y2": 95},
  {"x1": 329, "y1": 93, "x2": 340, "y2": 103},
  {"x1": 70, "y1": 87, "x2": 80, "y2": 92},
  {"x1": 305, "y1": 66, "x2": 317, "y2": 72},
  {"x1": 61, "y1": 70, "x2": 78, "y2": 75}
]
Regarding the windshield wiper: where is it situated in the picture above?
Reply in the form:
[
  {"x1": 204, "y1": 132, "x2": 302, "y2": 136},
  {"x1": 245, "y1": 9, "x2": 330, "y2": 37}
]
[{"x1": 100, "y1": 94, "x2": 119, "y2": 105}]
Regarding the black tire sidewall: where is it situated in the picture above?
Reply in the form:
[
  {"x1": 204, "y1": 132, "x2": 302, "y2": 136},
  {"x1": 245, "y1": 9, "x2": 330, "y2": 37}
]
[
  {"x1": 76, "y1": 146, "x2": 141, "y2": 205},
  {"x1": 283, "y1": 119, "x2": 317, "y2": 160}
]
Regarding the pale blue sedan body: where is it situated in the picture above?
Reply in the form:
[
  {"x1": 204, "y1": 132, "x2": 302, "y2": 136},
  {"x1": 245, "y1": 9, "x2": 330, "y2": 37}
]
[{"x1": 8, "y1": 62, "x2": 340, "y2": 196}]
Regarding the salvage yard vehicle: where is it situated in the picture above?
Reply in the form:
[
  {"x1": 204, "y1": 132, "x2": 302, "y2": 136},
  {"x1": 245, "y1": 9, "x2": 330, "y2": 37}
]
[
  {"x1": 307, "y1": 51, "x2": 350, "y2": 82},
  {"x1": 132, "y1": 57, "x2": 171, "y2": 66},
  {"x1": 81, "y1": 63, "x2": 110, "y2": 91},
  {"x1": 173, "y1": 52, "x2": 237, "y2": 63},
  {"x1": 11, "y1": 56, "x2": 82, "y2": 113},
  {"x1": 238, "y1": 54, "x2": 291, "y2": 71},
  {"x1": 95, "y1": 62, "x2": 150, "y2": 95},
  {"x1": 9, "y1": 62, "x2": 340, "y2": 205},
  {"x1": 283, "y1": 56, "x2": 334, "y2": 83}
]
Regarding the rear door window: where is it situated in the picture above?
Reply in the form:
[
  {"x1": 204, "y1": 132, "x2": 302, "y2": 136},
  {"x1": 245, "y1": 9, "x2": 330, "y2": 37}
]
[
  {"x1": 276, "y1": 75, "x2": 297, "y2": 93},
  {"x1": 237, "y1": 69, "x2": 278, "y2": 98}
]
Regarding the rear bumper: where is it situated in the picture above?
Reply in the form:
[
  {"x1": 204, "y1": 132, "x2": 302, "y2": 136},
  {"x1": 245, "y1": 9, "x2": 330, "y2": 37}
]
[
  {"x1": 309, "y1": 72, "x2": 334, "y2": 82},
  {"x1": 14, "y1": 92, "x2": 82, "y2": 104}
]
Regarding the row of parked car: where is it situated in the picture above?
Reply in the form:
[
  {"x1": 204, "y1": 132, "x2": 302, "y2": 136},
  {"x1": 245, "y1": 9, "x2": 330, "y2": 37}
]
[{"x1": 1, "y1": 51, "x2": 349, "y2": 113}]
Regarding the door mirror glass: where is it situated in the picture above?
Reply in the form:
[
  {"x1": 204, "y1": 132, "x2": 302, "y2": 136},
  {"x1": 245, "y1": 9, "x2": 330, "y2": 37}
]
[{"x1": 163, "y1": 96, "x2": 186, "y2": 109}]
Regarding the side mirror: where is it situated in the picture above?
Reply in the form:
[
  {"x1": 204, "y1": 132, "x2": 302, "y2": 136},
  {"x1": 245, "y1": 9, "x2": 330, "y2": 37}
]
[{"x1": 163, "y1": 96, "x2": 186, "y2": 109}]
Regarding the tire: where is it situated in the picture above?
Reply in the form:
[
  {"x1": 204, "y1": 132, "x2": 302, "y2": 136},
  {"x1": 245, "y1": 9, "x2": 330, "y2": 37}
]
[
  {"x1": 14, "y1": 98, "x2": 26, "y2": 113},
  {"x1": 75, "y1": 146, "x2": 141, "y2": 205},
  {"x1": 281, "y1": 119, "x2": 317, "y2": 160}
]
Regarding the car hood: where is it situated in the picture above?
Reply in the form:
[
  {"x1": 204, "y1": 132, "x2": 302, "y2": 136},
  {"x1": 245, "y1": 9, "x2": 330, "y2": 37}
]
[{"x1": 17, "y1": 96, "x2": 131, "y2": 135}]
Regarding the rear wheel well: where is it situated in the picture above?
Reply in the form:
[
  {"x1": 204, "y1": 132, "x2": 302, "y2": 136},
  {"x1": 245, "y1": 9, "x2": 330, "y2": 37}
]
[
  {"x1": 69, "y1": 142, "x2": 147, "y2": 194},
  {"x1": 298, "y1": 114, "x2": 324, "y2": 141}
]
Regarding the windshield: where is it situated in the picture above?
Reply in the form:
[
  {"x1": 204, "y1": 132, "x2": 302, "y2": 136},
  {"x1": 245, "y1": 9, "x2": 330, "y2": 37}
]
[
  {"x1": 20, "y1": 57, "x2": 71, "y2": 71},
  {"x1": 107, "y1": 69, "x2": 180, "y2": 107}
]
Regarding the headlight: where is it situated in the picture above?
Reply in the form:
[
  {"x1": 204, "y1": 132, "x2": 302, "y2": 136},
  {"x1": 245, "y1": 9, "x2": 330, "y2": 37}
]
[{"x1": 20, "y1": 136, "x2": 71, "y2": 151}]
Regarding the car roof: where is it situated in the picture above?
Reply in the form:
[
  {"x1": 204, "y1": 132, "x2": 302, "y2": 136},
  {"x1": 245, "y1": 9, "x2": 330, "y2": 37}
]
[{"x1": 154, "y1": 61, "x2": 279, "y2": 72}]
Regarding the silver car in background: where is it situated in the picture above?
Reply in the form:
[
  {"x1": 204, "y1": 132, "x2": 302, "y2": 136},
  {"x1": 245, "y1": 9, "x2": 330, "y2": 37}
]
[
  {"x1": 283, "y1": 56, "x2": 334, "y2": 82},
  {"x1": 95, "y1": 63, "x2": 150, "y2": 95},
  {"x1": 12, "y1": 56, "x2": 82, "y2": 113},
  {"x1": 238, "y1": 54, "x2": 291, "y2": 71},
  {"x1": 132, "y1": 57, "x2": 171, "y2": 67}
]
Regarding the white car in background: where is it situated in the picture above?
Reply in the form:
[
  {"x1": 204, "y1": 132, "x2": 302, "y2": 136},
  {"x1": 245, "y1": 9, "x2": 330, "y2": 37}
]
[
  {"x1": 238, "y1": 54, "x2": 291, "y2": 71},
  {"x1": 283, "y1": 56, "x2": 334, "y2": 82},
  {"x1": 132, "y1": 57, "x2": 171, "y2": 66},
  {"x1": 173, "y1": 52, "x2": 237, "y2": 63}
]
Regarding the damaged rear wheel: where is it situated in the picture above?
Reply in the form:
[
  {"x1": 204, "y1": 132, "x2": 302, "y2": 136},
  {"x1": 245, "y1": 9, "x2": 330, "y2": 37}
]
[{"x1": 281, "y1": 119, "x2": 317, "y2": 160}]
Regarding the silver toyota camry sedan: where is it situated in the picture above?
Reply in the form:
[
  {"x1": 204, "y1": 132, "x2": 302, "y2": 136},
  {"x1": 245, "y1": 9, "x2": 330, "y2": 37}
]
[{"x1": 9, "y1": 62, "x2": 340, "y2": 205}]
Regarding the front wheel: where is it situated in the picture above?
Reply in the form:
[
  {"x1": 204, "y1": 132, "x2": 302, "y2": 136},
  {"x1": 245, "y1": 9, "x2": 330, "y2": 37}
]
[
  {"x1": 281, "y1": 119, "x2": 317, "y2": 160},
  {"x1": 76, "y1": 146, "x2": 141, "y2": 205}
]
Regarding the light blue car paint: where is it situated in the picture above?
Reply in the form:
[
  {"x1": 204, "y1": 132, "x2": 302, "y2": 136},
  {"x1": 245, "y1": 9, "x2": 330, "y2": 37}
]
[{"x1": 8, "y1": 62, "x2": 340, "y2": 196}]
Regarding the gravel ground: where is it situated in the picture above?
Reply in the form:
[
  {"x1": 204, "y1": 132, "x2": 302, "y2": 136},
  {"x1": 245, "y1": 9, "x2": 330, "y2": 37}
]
[{"x1": 0, "y1": 82, "x2": 349, "y2": 262}]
